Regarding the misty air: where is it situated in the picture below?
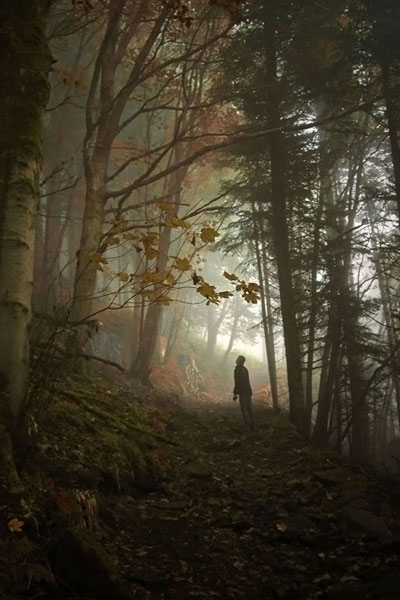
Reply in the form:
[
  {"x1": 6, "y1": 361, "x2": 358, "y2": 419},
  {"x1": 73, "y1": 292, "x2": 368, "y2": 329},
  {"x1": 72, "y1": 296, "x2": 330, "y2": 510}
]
[{"x1": 1, "y1": 1, "x2": 400, "y2": 598}]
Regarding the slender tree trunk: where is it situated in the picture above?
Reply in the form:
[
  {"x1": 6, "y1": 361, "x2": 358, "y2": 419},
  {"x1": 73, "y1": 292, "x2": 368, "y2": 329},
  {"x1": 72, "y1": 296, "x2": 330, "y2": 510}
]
[
  {"x1": 305, "y1": 189, "x2": 324, "y2": 433},
  {"x1": 252, "y1": 205, "x2": 279, "y2": 410},
  {"x1": 313, "y1": 305, "x2": 342, "y2": 447},
  {"x1": 164, "y1": 301, "x2": 186, "y2": 366},
  {"x1": 261, "y1": 240, "x2": 279, "y2": 410},
  {"x1": 205, "y1": 299, "x2": 229, "y2": 360},
  {"x1": 339, "y1": 159, "x2": 370, "y2": 463},
  {"x1": 66, "y1": 193, "x2": 83, "y2": 288},
  {"x1": 367, "y1": 197, "x2": 400, "y2": 421},
  {"x1": 380, "y1": 59, "x2": 400, "y2": 221},
  {"x1": 68, "y1": 156, "x2": 107, "y2": 347},
  {"x1": 220, "y1": 299, "x2": 241, "y2": 368}
]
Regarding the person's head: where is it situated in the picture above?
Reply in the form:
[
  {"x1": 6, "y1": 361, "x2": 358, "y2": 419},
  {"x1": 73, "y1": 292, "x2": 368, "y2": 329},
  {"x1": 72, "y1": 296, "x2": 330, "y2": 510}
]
[{"x1": 236, "y1": 355, "x2": 246, "y2": 365}]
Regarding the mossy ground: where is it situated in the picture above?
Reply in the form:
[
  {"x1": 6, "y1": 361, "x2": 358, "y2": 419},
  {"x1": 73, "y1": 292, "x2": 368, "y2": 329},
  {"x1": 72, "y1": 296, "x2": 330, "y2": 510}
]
[{"x1": 1, "y1": 373, "x2": 400, "y2": 599}]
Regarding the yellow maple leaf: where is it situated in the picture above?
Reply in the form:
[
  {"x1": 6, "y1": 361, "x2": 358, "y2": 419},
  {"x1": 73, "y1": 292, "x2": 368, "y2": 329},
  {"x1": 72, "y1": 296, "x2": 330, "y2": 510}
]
[
  {"x1": 144, "y1": 247, "x2": 159, "y2": 260},
  {"x1": 89, "y1": 252, "x2": 107, "y2": 271},
  {"x1": 165, "y1": 216, "x2": 190, "y2": 229},
  {"x1": 8, "y1": 518, "x2": 24, "y2": 533},
  {"x1": 247, "y1": 282, "x2": 261, "y2": 293},
  {"x1": 173, "y1": 257, "x2": 192, "y2": 271},
  {"x1": 197, "y1": 282, "x2": 217, "y2": 299},
  {"x1": 156, "y1": 295, "x2": 173, "y2": 305},
  {"x1": 117, "y1": 272, "x2": 129, "y2": 283},
  {"x1": 200, "y1": 227, "x2": 220, "y2": 243},
  {"x1": 223, "y1": 271, "x2": 238, "y2": 281},
  {"x1": 276, "y1": 522, "x2": 288, "y2": 532},
  {"x1": 141, "y1": 232, "x2": 159, "y2": 246},
  {"x1": 243, "y1": 291, "x2": 260, "y2": 304},
  {"x1": 112, "y1": 218, "x2": 128, "y2": 233},
  {"x1": 141, "y1": 272, "x2": 164, "y2": 284}
]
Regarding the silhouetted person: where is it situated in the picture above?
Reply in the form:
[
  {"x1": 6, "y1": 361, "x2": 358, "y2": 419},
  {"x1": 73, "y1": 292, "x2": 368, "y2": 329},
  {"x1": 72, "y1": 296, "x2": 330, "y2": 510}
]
[{"x1": 233, "y1": 355, "x2": 254, "y2": 430}]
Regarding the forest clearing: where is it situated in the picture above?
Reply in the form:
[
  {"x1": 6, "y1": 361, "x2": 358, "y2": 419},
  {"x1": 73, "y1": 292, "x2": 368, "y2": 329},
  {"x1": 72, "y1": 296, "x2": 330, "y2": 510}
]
[{"x1": 1, "y1": 0, "x2": 400, "y2": 598}]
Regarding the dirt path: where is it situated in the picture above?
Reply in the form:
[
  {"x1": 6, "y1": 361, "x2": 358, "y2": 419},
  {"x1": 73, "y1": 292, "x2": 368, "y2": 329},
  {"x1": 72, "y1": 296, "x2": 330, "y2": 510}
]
[{"x1": 105, "y1": 397, "x2": 400, "y2": 600}]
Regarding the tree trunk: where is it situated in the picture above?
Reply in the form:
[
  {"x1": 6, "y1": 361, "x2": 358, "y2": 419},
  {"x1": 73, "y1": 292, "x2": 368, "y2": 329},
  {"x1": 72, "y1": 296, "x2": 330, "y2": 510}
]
[
  {"x1": 164, "y1": 302, "x2": 186, "y2": 366},
  {"x1": 252, "y1": 205, "x2": 279, "y2": 410},
  {"x1": 380, "y1": 59, "x2": 400, "y2": 221},
  {"x1": 313, "y1": 305, "x2": 342, "y2": 447},
  {"x1": 367, "y1": 196, "x2": 400, "y2": 421},
  {"x1": 205, "y1": 300, "x2": 229, "y2": 361},
  {"x1": 0, "y1": 0, "x2": 51, "y2": 438},
  {"x1": 305, "y1": 188, "x2": 324, "y2": 434},
  {"x1": 261, "y1": 235, "x2": 279, "y2": 411},
  {"x1": 263, "y1": 7, "x2": 305, "y2": 431},
  {"x1": 220, "y1": 296, "x2": 241, "y2": 368},
  {"x1": 68, "y1": 159, "x2": 107, "y2": 351}
]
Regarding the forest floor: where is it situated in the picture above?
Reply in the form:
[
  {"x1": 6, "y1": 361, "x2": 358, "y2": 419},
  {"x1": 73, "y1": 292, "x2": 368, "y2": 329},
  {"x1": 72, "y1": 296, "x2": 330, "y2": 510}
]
[{"x1": 2, "y1": 373, "x2": 400, "y2": 600}]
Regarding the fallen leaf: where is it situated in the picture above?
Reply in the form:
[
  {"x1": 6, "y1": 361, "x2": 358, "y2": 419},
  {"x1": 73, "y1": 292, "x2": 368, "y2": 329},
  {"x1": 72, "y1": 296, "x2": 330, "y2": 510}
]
[{"x1": 8, "y1": 518, "x2": 24, "y2": 533}]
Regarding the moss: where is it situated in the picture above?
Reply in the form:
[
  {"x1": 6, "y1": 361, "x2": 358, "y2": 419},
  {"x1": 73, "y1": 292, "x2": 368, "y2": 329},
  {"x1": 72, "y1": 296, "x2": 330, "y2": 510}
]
[{"x1": 101, "y1": 430, "x2": 147, "y2": 473}]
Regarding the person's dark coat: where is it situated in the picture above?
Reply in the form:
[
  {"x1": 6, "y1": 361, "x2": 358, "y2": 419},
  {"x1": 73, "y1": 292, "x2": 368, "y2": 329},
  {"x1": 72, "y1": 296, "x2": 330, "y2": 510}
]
[{"x1": 233, "y1": 364, "x2": 252, "y2": 397}]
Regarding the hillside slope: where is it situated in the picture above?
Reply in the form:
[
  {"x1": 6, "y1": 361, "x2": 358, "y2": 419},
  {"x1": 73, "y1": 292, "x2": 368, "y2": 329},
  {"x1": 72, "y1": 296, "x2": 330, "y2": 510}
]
[{"x1": 1, "y1": 374, "x2": 400, "y2": 599}]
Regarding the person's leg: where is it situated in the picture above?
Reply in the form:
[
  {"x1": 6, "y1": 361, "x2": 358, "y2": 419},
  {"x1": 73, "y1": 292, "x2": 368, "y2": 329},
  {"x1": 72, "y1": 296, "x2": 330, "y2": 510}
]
[
  {"x1": 239, "y1": 395, "x2": 253, "y2": 429},
  {"x1": 247, "y1": 396, "x2": 254, "y2": 429}
]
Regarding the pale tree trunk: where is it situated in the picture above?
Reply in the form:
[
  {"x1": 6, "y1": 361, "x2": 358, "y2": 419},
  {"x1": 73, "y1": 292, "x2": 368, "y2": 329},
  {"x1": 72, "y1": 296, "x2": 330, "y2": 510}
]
[
  {"x1": 0, "y1": 0, "x2": 51, "y2": 488},
  {"x1": 0, "y1": 0, "x2": 51, "y2": 430}
]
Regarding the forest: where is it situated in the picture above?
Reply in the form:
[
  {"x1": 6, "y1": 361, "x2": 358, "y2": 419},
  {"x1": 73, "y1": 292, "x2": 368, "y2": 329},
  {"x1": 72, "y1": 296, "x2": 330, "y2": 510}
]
[{"x1": 1, "y1": 0, "x2": 400, "y2": 598}]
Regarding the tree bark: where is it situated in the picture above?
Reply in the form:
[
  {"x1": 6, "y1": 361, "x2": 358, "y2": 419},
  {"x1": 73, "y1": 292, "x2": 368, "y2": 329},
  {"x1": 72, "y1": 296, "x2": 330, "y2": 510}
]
[
  {"x1": 0, "y1": 0, "x2": 51, "y2": 437},
  {"x1": 263, "y1": 6, "x2": 306, "y2": 431},
  {"x1": 252, "y1": 204, "x2": 279, "y2": 410},
  {"x1": 380, "y1": 59, "x2": 400, "y2": 221}
]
